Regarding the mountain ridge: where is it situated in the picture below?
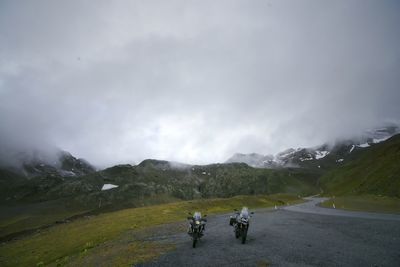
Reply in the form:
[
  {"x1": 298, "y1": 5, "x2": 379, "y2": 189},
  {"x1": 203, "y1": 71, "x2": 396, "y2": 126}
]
[
  {"x1": 226, "y1": 125, "x2": 400, "y2": 169},
  {"x1": 1, "y1": 130, "x2": 399, "y2": 243}
]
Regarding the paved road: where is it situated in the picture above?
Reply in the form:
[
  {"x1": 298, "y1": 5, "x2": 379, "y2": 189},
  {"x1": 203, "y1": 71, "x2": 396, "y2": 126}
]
[
  {"x1": 139, "y1": 198, "x2": 400, "y2": 267},
  {"x1": 285, "y1": 197, "x2": 400, "y2": 221}
]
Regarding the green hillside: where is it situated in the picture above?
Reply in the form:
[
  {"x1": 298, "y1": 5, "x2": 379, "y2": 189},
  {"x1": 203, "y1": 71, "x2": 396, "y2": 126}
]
[
  {"x1": 1, "y1": 161, "x2": 320, "y2": 207},
  {"x1": 320, "y1": 195, "x2": 400, "y2": 214},
  {"x1": 320, "y1": 134, "x2": 400, "y2": 197}
]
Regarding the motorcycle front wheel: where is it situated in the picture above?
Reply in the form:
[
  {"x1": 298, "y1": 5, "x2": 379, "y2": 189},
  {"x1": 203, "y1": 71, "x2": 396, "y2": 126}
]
[
  {"x1": 241, "y1": 228, "x2": 248, "y2": 244},
  {"x1": 192, "y1": 232, "x2": 198, "y2": 248}
]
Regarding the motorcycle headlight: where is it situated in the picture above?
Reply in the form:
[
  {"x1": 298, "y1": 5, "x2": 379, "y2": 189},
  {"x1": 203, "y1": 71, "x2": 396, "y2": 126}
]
[{"x1": 195, "y1": 221, "x2": 200, "y2": 225}]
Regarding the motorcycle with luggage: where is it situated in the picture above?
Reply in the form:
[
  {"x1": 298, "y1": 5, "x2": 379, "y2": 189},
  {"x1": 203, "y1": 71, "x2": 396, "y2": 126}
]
[
  {"x1": 229, "y1": 207, "x2": 254, "y2": 244},
  {"x1": 187, "y1": 211, "x2": 207, "y2": 248}
]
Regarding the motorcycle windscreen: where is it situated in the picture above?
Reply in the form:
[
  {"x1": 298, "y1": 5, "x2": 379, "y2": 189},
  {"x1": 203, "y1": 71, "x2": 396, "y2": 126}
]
[
  {"x1": 193, "y1": 211, "x2": 202, "y2": 220},
  {"x1": 240, "y1": 207, "x2": 249, "y2": 219}
]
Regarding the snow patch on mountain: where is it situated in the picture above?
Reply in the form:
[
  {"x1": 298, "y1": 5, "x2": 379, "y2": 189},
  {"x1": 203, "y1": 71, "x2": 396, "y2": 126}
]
[
  {"x1": 101, "y1": 184, "x2": 119, "y2": 191},
  {"x1": 372, "y1": 137, "x2": 390, "y2": 143},
  {"x1": 277, "y1": 148, "x2": 300, "y2": 159},
  {"x1": 299, "y1": 154, "x2": 313, "y2": 161},
  {"x1": 315, "y1": 151, "x2": 330, "y2": 159},
  {"x1": 357, "y1": 143, "x2": 370, "y2": 148}
]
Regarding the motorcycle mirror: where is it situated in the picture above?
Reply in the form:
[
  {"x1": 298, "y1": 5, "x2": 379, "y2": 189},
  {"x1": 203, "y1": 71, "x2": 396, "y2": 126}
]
[
  {"x1": 234, "y1": 209, "x2": 238, "y2": 211},
  {"x1": 188, "y1": 212, "x2": 192, "y2": 215},
  {"x1": 251, "y1": 212, "x2": 255, "y2": 214},
  {"x1": 204, "y1": 214, "x2": 207, "y2": 217}
]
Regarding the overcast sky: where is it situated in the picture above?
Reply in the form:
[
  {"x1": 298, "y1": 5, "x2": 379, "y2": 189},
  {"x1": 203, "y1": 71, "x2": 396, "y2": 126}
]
[{"x1": 1, "y1": 0, "x2": 400, "y2": 167}]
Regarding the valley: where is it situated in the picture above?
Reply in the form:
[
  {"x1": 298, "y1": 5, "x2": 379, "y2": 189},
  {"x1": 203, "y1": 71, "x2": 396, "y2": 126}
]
[{"x1": 0, "y1": 127, "x2": 399, "y2": 266}]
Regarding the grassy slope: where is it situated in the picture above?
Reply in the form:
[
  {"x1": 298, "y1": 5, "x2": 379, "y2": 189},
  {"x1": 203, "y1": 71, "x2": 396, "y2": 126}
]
[
  {"x1": 0, "y1": 199, "x2": 89, "y2": 239},
  {"x1": 320, "y1": 134, "x2": 400, "y2": 197},
  {"x1": 0, "y1": 194, "x2": 302, "y2": 267},
  {"x1": 0, "y1": 194, "x2": 181, "y2": 240},
  {"x1": 320, "y1": 195, "x2": 400, "y2": 214}
]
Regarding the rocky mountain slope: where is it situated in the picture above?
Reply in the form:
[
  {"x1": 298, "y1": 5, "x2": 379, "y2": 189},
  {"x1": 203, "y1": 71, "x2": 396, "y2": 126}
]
[
  {"x1": 19, "y1": 150, "x2": 95, "y2": 178},
  {"x1": 226, "y1": 125, "x2": 400, "y2": 169},
  {"x1": 0, "y1": 159, "x2": 320, "y2": 208}
]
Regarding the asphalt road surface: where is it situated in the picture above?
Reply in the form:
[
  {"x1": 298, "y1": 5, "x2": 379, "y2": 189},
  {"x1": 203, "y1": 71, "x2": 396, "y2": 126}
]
[{"x1": 139, "y1": 198, "x2": 400, "y2": 267}]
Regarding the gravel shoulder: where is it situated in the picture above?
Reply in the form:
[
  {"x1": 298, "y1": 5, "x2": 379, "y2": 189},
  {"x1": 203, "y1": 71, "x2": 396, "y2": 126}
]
[{"x1": 138, "y1": 197, "x2": 400, "y2": 267}]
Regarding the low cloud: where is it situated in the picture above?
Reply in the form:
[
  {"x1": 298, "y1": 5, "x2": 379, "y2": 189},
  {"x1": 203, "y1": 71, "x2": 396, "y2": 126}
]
[{"x1": 1, "y1": 0, "x2": 400, "y2": 167}]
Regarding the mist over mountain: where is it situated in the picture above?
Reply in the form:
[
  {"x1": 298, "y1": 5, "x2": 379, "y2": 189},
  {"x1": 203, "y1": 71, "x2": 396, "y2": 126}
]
[
  {"x1": 1, "y1": 1, "x2": 400, "y2": 167},
  {"x1": 227, "y1": 125, "x2": 400, "y2": 168},
  {"x1": 1, "y1": 2, "x2": 400, "y2": 266},
  {"x1": 0, "y1": 147, "x2": 95, "y2": 178},
  {"x1": 1, "y1": 130, "x2": 399, "y2": 218}
]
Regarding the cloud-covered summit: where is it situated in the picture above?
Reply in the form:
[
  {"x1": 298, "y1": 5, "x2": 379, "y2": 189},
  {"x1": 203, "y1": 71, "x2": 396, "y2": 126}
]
[{"x1": 1, "y1": 0, "x2": 400, "y2": 167}]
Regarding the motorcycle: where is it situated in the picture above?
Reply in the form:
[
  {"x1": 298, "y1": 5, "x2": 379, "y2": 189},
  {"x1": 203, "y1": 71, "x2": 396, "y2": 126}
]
[
  {"x1": 229, "y1": 207, "x2": 254, "y2": 244},
  {"x1": 187, "y1": 211, "x2": 207, "y2": 248}
]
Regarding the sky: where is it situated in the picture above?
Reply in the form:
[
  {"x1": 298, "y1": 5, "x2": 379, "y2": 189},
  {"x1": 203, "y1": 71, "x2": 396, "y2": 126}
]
[{"x1": 1, "y1": 0, "x2": 400, "y2": 167}]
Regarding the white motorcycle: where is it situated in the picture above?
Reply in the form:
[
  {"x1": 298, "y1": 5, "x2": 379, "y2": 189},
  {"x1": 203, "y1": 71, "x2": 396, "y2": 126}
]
[
  {"x1": 230, "y1": 207, "x2": 254, "y2": 244},
  {"x1": 187, "y1": 211, "x2": 207, "y2": 248}
]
